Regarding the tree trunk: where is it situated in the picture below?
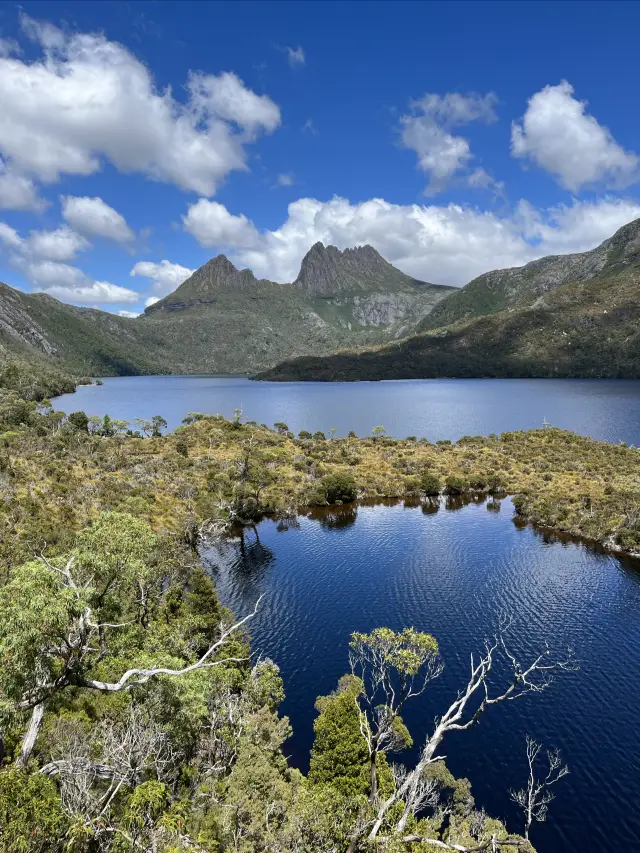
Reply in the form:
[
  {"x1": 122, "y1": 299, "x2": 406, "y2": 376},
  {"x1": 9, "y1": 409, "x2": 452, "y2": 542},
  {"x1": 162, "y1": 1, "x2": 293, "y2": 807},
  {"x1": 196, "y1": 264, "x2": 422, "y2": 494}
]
[
  {"x1": 369, "y1": 751, "x2": 379, "y2": 804},
  {"x1": 16, "y1": 702, "x2": 45, "y2": 768}
]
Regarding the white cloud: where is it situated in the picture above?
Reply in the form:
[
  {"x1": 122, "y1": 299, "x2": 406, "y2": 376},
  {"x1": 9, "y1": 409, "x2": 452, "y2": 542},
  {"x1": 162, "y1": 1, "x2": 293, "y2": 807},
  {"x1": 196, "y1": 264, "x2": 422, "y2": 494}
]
[
  {"x1": 43, "y1": 280, "x2": 139, "y2": 305},
  {"x1": 0, "y1": 218, "x2": 139, "y2": 305},
  {"x1": 0, "y1": 15, "x2": 281, "y2": 195},
  {"x1": 302, "y1": 118, "x2": 318, "y2": 135},
  {"x1": 0, "y1": 221, "x2": 24, "y2": 250},
  {"x1": 117, "y1": 309, "x2": 140, "y2": 318},
  {"x1": 0, "y1": 160, "x2": 45, "y2": 211},
  {"x1": 130, "y1": 259, "x2": 195, "y2": 297},
  {"x1": 187, "y1": 71, "x2": 280, "y2": 138},
  {"x1": 511, "y1": 81, "x2": 639, "y2": 191},
  {"x1": 145, "y1": 295, "x2": 160, "y2": 308},
  {"x1": 61, "y1": 195, "x2": 135, "y2": 243},
  {"x1": 274, "y1": 172, "x2": 294, "y2": 188},
  {"x1": 286, "y1": 46, "x2": 305, "y2": 68},
  {"x1": 27, "y1": 226, "x2": 89, "y2": 261},
  {"x1": 23, "y1": 259, "x2": 88, "y2": 289},
  {"x1": 400, "y1": 92, "x2": 498, "y2": 195},
  {"x1": 182, "y1": 199, "x2": 260, "y2": 249},
  {"x1": 184, "y1": 194, "x2": 640, "y2": 286},
  {"x1": 0, "y1": 37, "x2": 20, "y2": 57},
  {"x1": 0, "y1": 222, "x2": 88, "y2": 261}
]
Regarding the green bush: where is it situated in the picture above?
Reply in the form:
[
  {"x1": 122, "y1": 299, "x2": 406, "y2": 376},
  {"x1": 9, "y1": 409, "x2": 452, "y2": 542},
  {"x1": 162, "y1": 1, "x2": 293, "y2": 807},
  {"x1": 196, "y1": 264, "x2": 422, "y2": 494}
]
[
  {"x1": 321, "y1": 472, "x2": 358, "y2": 504},
  {"x1": 444, "y1": 475, "x2": 468, "y2": 495},
  {"x1": 420, "y1": 472, "x2": 442, "y2": 496}
]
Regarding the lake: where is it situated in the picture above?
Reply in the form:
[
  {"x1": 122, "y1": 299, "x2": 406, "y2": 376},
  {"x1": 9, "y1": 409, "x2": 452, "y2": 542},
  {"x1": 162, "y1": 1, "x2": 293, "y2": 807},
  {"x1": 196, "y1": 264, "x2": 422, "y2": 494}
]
[
  {"x1": 53, "y1": 375, "x2": 640, "y2": 443},
  {"x1": 202, "y1": 498, "x2": 640, "y2": 853}
]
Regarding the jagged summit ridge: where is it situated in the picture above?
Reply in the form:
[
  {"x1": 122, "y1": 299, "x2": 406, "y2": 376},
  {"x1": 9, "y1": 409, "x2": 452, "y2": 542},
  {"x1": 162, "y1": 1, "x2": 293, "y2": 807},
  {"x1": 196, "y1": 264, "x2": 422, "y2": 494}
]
[{"x1": 293, "y1": 242, "x2": 426, "y2": 296}]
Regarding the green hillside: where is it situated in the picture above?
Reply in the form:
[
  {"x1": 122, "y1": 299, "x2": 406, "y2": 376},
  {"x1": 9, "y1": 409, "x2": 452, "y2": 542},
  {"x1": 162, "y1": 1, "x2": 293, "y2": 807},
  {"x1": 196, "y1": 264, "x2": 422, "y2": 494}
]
[{"x1": 257, "y1": 266, "x2": 640, "y2": 381}]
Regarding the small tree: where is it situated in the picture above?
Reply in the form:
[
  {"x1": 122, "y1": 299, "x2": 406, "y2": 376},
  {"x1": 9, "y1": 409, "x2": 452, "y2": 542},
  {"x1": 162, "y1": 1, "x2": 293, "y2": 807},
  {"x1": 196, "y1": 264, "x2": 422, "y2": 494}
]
[
  {"x1": 349, "y1": 627, "x2": 442, "y2": 802},
  {"x1": 371, "y1": 426, "x2": 387, "y2": 440},
  {"x1": 0, "y1": 513, "x2": 261, "y2": 768},
  {"x1": 67, "y1": 411, "x2": 89, "y2": 433},
  {"x1": 151, "y1": 415, "x2": 168, "y2": 437},
  {"x1": 509, "y1": 736, "x2": 569, "y2": 840}
]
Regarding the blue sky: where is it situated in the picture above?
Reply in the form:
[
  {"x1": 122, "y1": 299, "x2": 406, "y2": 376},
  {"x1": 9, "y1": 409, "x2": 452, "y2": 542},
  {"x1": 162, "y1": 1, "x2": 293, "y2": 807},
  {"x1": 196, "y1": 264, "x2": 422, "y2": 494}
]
[{"x1": 1, "y1": 0, "x2": 640, "y2": 315}]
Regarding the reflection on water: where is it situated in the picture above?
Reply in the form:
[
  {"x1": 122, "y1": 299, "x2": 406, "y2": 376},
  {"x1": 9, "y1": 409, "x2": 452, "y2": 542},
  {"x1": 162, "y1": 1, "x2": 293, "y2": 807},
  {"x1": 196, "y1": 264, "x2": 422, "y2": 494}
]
[{"x1": 201, "y1": 498, "x2": 640, "y2": 853}]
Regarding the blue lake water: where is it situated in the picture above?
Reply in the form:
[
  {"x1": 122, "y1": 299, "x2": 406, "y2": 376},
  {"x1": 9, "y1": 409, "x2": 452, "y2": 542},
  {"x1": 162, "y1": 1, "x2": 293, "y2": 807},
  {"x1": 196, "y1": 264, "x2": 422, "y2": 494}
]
[
  {"x1": 53, "y1": 375, "x2": 640, "y2": 443},
  {"x1": 51, "y1": 375, "x2": 640, "y2": 850},
  {"x1": 202, "y1": 499, "x2": 640, "y2": 853}
]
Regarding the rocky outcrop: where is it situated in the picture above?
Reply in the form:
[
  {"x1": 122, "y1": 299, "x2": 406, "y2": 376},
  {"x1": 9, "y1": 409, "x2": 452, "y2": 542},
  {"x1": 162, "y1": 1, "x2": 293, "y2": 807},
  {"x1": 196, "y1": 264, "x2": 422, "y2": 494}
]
[
  {"x1": 293, "y1": 242, "x2": 433, "y2": 296},
  {"x1": 0, "y1": 283, "x2": 58, "y2": 354}
]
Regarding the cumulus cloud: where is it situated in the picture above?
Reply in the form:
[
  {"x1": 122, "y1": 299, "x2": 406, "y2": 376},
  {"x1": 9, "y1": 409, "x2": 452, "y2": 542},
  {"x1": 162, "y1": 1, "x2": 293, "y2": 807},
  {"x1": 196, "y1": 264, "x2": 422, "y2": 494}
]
[
  {"x1": 0, "y1": 160, "x2": 45, "y2": 211},
  {"x1": 130, "y1": 259, "x2": 195, "y2": 298},
  {"x1": 61, "y1": 195, "x2": 135, "y2": 243},
  {"x1": 145, "y1": 295, "x2": 160, "y2": 308},
  {"x1": 117, "y1": 309, "x2": 140, "y2": 318},
  {"x1": 183, "y1": 194, "x2": 640, "y2": 286},
  {"x1": 286, "y1": 46, "x2": 305, "y2": 67},
  {"x1": 27, "y1": 227, "x2": 89, "y2": 262},
  {"x1": 0, "y1": 15, "x2": 281, "y2": 195},
  {"x1": 43, "y1": 280, "x2": 139, "y2": 305},
  {"x1": 0, "y1": 218, "x2": 138, "y2": 305},
  {"x1": 0, "y1": 222, "x2": 88, "y2": 262},
  {"x1": 182, "y1": 199, "x2": 260, "y2": 249},
  {"x1": 400, "y1": 92, "x2": 498, "y2": 195},
  {"x1": 0, "y1": 221, "x2": 24, "y2": 251},
  {"x1": 511, "y1": 81, "x2": 639, "y2": 191}
]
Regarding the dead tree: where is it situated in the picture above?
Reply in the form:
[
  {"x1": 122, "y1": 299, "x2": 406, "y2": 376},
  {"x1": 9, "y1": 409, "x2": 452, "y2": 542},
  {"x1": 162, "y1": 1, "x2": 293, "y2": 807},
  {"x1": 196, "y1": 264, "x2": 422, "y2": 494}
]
[
  {"x1": 365, "y1": 628, "x2": 575, "y2": 843},
  {"x1": 509, "y1": 736, "x2": 569, "y2": 839}
]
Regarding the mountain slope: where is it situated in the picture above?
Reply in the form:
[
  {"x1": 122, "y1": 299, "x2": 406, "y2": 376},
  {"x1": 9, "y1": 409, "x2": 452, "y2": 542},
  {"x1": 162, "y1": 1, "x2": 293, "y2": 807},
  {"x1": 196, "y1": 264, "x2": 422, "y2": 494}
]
[
  {"x1": 0, "y1": 244, "x2": 453, "y2": 377},
  {"x1": 0, "y1": 281, "x2": 171, "y2": 376},
  {"x1": 421, "y1": 218, "x2": 640, "y2": 330},
  {"x1": 257, "y1": 264, "x2": 640, "y2": 381},
  {"x1": 257, "y1": 218, "x2": 640, "y2": 381}
]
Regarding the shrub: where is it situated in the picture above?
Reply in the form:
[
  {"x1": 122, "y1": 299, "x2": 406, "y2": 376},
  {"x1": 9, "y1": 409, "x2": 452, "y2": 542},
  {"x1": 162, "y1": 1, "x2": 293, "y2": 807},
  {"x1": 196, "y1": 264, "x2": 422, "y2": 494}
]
[
  {"x1": 444, "y1": 475, "x2": 468, "y2": 495},
  {"x1": 67, "y1": 411, "x2": 89, "y2": 432},
  {"x1": 420, "y1": 472, "x2": 441, "y2": 496},
  {"x1": 321, "y1": 472, "x2": 357, "y2": 504}
]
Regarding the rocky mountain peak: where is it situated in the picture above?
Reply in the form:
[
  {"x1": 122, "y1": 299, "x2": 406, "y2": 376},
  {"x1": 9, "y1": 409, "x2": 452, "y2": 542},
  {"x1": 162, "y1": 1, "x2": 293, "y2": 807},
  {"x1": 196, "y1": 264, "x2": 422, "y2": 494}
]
[
  {"x1": 145, "y1": 253, "x2": 259, "y2": 313},
  {"x1": 294, "y1": 241, "x2": 423, "y2": 296}
]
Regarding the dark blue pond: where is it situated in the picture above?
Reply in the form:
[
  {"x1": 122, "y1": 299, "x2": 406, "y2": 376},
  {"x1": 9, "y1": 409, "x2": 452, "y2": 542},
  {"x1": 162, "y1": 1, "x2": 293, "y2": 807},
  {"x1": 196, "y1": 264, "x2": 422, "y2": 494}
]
[
  {"x1": 53, "y1": 375, "x2": 640, "y2": 444},
  {"x1": 202, "y1": 498, "x2": 640, "y2": 853}
]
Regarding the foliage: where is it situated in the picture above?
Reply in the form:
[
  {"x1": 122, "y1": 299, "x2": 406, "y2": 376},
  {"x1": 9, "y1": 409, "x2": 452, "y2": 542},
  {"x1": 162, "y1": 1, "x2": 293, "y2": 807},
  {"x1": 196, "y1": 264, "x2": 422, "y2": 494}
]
[
  {"x1": 308, "y1": 674, "x2": 370, "y2": 797},
  {"x1": 257, "y1": 262, "x2": 640, "y2": 381},
  {"x1": 0, "y1": 769, "x2": 68, "y2": 852},
  {"x1": 319, "y1": 471, "x2": 358, "y2": 504}
]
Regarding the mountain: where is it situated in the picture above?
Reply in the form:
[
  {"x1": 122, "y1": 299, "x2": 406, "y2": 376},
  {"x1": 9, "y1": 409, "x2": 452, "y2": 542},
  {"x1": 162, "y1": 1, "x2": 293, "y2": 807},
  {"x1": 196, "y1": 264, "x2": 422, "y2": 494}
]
[
  {"x1": 293, "y1": 242, "x2": 436, "y2": 295},
  {"x1": 421, "y1": 218, "x2": 640, "y2": 331},
  {"x1": 256, "y1": 219, "x2": 640, "y2": 381},
  {"x1": 0, "y1": 243, "x2": 454, "y2": 380}
]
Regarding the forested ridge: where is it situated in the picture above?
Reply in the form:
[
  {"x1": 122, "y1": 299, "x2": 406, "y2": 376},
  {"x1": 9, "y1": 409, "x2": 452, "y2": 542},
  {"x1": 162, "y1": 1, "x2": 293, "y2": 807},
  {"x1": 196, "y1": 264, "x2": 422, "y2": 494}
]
[{"x1": 2, "y1": 389, "x2": 639, "y2": 851}]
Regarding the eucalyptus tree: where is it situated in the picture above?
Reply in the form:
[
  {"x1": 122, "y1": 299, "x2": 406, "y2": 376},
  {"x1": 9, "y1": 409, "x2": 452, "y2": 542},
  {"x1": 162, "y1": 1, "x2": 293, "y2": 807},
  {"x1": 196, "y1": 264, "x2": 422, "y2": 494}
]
[
  {"x1": 0, "y1": 512, "x2": 260, "y2": 768},
  {"x1": 348, "y1": 627, "x2": 443, "y2": 803},
  {"x1": 364, "y1": 624, "x2": 577, "y2": 850}
]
